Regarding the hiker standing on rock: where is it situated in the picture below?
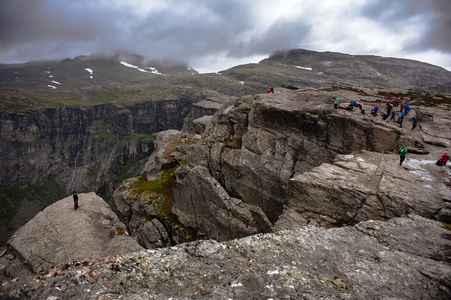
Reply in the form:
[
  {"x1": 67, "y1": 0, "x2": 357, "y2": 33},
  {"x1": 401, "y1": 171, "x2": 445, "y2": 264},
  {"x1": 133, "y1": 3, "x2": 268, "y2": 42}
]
[
  {"x1": 412, "y1": 117, "x2": 418, "y2": 130},
  {"x1": 398, "y1": 146, "x2": 407, "y2": 166},
  {"x1": 73, "y1": 192, "x2": 79, "y2": 210},
  {"x1": 397, "y1": 112, "x2": 404, "y2": 128},
  {"x1": 438, "y1": 151, "x2": 450, "y2": 172},
  {"x1": 386, "y1": 101, "x2": 393, "y2": 115},
  {"x1": 334, "y1": 98, "x2": 339, "y2": 109},
  {"x1": 389, "y1": 109, "x2": 396, "y2": 122},
  {"x1": 404, "y1": 103, "x2": 411, "y2": 116}
]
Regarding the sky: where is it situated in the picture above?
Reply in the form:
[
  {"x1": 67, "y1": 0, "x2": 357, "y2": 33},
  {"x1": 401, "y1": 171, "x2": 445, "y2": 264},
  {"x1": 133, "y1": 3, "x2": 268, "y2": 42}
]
[{"x1": 1, "y1": 0, "x2": 450, "y2": 73}]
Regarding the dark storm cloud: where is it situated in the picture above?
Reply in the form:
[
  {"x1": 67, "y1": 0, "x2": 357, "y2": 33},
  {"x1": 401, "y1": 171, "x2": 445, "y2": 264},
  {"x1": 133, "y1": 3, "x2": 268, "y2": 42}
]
[
  {"x1": 0, "y1": 0, "x2": 129, "y2": 61},
  {"x1": 0, "y1": 0, "x2": 264, "y2": 63},
  {"x1": 361, "y1": 0, "x2": 451, "y2": 52},
  {"x1": 421, "y1": 0, "x2": 451, "y2": 52},
  {"x1": 124, "y1": 0, "x2": 254, "y2": 59},
  {"x1": 0, "y1": 0, "x2": 312, "y2": 66},
  {"x1": 0, "y1": 0, "x2": 450, "y2": 71}
]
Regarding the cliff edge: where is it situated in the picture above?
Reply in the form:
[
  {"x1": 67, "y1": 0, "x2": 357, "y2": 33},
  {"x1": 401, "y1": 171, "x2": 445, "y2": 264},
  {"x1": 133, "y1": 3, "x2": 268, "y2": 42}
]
[
  {"x1": 1, "y1": 215, "x2": 450, "y2": 299},
  {"x1": 1, "y1": 193, "x2": 142, "y2": 281}
]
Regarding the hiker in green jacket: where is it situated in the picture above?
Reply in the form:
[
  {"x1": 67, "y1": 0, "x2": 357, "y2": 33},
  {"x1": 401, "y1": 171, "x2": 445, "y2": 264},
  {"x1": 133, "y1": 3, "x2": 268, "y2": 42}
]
[
  {"x1": 334, "y1": 98, "x2": 339, "y2": 109},
  {"x1": 398, "y1": 146, "x2": 407, "y2": 166}
]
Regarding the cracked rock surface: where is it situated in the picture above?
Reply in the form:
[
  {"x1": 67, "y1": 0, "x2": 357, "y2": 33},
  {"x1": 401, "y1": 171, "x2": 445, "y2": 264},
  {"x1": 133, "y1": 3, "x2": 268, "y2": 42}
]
[
  {"x1": 5, "y1": 193, "x2": 143, "y2": 275},
  {"x1": 1, "y1": 215, "x2": 450, "y2": 299}
]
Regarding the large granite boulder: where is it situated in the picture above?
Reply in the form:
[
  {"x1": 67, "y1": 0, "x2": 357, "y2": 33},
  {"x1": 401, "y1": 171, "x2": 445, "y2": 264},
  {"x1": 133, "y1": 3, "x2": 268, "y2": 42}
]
[
  {"x1": 6, "y1": 192, "x2": 142, "y2": 274},
  {"x1": 109, "y1": 88, "x2": 450, "y2": 248},
  {"x1": 172, "y1": 164, "x2": 272, "y2": 241},
  {"x1": 2, "y1": 215, "x2": 450, "y2": 299},
  {"x1": 169, "y1": 89, "x2": 450, "y2": 240},
  {"x1": 288, "y1": 153, "x2": 446, "y2": 225}
]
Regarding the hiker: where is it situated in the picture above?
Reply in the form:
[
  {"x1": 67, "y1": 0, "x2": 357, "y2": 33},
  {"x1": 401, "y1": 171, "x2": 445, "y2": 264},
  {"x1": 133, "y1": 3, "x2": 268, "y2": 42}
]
[
  {"x1": 397, "y1": 112, "x2": 404, "y2": 128},
  {"x1": 411, "y1": 117, "x2": 417, "y2": 130},
  {"x1": 334, "y1": 98, "x2": 339, "y2": 109},
  {"x1": 388, "y1": 109, "x2": 396, "y2": 122},
  {"x1": 398, "y1": 146, "x2": 407, "y2": 166},
  {"x1": 400, "y1": 102, "x2": 405, "y2": 112},
  {"x1": 386, "y1": 102, "x2": 393, "y2": 115},
  {"x1": 355, "y1": 101, "x2": 362, "y2": 110},
  {"x1": 437, "y1": 151, "x2": 450, "y2": 172},
  {"x1": 373, "y1": 105, "x2": 379, "y2": 115},
  {"x1": 73, "y1": 192, "x2": 79, "y2": 210},
  {"x1": 267, "y1": 87, "x2": 274, "y2": 93},
  {"x1": 404, "y1": 104, "x2": 411, "y2": 115}
]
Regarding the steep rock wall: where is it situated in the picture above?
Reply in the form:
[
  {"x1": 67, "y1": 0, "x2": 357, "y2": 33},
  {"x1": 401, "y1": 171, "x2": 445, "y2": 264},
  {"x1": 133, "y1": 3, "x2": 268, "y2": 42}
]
[
  {"x1": 0, "y1": 97, "x2": 193, "y2": 245},
  {"x1": 169, "y1": 89, "x2": 450, "y2": 241}
]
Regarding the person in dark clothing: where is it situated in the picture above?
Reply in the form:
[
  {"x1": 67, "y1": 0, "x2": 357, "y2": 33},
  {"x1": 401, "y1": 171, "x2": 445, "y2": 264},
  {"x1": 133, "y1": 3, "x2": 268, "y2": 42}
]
[
  {"x1": 397, "y1": 113, "x2": 404, "y2": 128},
  {"x1": 412, "y1": 117, "x2": 418, "y2": 130},
  {"x1": 73, "y1": 192, "x2": 79, "y2": 209},
  {"x1": 386, "y1": 103, "x2": 392, "y2": 115}
]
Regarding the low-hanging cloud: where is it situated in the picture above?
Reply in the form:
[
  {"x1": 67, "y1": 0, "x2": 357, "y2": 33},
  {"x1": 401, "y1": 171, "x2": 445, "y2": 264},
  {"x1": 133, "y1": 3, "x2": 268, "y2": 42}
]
[{"x1": 0, "y1": 0, "x2": 450, "y2": 72}]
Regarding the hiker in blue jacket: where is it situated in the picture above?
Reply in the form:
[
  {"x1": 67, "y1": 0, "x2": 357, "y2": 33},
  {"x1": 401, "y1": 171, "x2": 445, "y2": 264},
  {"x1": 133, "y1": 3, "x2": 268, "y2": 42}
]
[
  {"x1": 412, "y1": 117, "x2": 418, "y2": 130},
  {"x1": 404, "y1": 104, "x2": 411, "y2": 115},
  {"x1": 388, "y1": 109, "x2": 396, "y2": 122}
]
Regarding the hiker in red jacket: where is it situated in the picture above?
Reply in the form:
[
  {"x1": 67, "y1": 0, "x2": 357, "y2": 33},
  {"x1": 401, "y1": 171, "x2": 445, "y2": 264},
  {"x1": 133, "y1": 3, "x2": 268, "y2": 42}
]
[{"x1": 438, "y1": 151, "x2": 450, "y2": 172}]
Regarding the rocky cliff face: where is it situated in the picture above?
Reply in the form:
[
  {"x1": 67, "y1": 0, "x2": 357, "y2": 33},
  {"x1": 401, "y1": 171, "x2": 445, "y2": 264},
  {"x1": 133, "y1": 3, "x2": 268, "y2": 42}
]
[
  {"x1": 169, "y1": 88, "x2": 450, "y2": 240},
  {"x1": 0, "y1": 93, "x2": 218, "y2": 245},
  {"x1": 109, "y1": 86, "x2": 450, "y2": 249}
]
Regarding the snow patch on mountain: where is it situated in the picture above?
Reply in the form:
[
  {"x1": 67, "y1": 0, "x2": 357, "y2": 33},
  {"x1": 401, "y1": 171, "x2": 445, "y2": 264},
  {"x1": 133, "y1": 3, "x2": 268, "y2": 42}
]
[
  {"x1": 120, "y1": 61, "x2": 166, "y2": 75},
  {"x1": 85, "y1": 68, "x2": 93, "y2": 79},
  {"x1": 295, "y1": 66, "x2": 312, "y2": 71}
]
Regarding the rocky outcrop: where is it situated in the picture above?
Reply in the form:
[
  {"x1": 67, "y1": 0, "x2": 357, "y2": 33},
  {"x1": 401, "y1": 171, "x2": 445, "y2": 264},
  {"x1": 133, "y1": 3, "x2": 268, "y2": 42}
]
[
  {"x1": 0, "y1": 90, "x2": 228, "y2": 246},
  {"x1": 110, "y1": 87, "x2": 451, "y2": 246},
  {"x1": 181, "y1": 90, "x2": 236, "y2": 133},
  {"x1": 288, "y1": 153, "x2": 448, "y2": 225},
  {"x1": 109, "y1": 131, "x2": 204, "y2": 249},
  {"x1": 166, "y1": 88, "x2": 449, "y2": 240},
  {"x1": 4, "y1": 192, "x2": 142, "y2": 277},
  {"x1": 2, "y1": 215, "x2": 450, "y2": 299}
]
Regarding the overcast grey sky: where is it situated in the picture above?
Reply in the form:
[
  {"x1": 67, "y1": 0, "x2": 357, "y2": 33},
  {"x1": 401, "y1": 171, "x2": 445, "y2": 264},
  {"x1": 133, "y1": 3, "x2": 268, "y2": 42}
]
[{"x1": 1, "y1": 0, "x2": 450, "y2": 73}]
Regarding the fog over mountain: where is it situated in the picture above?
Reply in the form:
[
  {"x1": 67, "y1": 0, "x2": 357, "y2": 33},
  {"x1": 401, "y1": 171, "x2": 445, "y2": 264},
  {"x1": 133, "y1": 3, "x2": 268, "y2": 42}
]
[{"x1": 1, "y1": 0, "x2": 451, "y2": 73}]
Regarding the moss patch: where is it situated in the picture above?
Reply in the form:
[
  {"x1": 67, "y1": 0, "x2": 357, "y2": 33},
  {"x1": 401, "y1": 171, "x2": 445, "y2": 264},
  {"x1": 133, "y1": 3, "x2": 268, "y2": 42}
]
[{"x1": 130, "y1": 168, "x2": 197, "y2": 240}]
